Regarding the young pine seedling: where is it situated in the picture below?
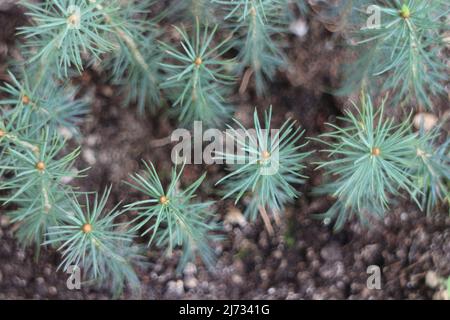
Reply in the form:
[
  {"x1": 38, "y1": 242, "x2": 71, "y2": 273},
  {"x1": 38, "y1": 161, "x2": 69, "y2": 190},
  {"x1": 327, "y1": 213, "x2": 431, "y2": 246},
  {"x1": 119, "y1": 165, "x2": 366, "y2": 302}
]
[
  {"x1": 125, "y1": 161, "x2": 222, "y2": 272},
  {"x1": 45, "y1": 188, "x2": 145, "y2": 297},
  {"x1": 160, "y1": 21, "x2": 235, "y2": 127},
  {"x1": 0, "y1": 71, "x2": 88, "y2": 136},
  {"x1": 341, "y1": 0, "x2": 449, "y2": 109},
  {"x1": 314, "y1": 95, "x2": 421, "y2": 230},
  {"x1": 215, "y1": 0, "x2": 288, "y2": 96},
  {"x1": 216, "y1": 107, "x2": 310, "y2": 234},
  {"x1": 18, "y1": 0, "x2": 119, "y2": 77}
]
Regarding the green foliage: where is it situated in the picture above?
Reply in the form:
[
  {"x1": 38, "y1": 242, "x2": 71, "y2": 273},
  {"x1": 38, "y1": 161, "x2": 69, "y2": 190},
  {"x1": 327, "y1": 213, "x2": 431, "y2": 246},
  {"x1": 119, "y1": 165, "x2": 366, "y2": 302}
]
[
  {"x1": 125, "y1": 161, "x2": 221, "y2": 271},
  {"x1": 19, "y1": 0, "x2": 118, "y2": 77},
  {"x1": 314, "y1": 95, "x2": 421, "y2": 229},
  {"x1": 5, "y1": 185, "x2": 72, "y2": 248},
  {"x1": 0, "y1": 71, "x2": 88, "y2": 135},
  {"x1": 412, "y1": 128, "x2": 450, "y2": 215},
  {"x1": 215, "y1": 0, "x2": 288, "y2": 96},
  {"x1": 44, "y1": 188, "x2": 144, "y2": 296},
  {"x1": 340, "y1": 0, "x2": 449, "y2": 109},
  {"x1": 0, "y1": 71, "x2": 143, "y2": 295},
  {"x1": 105, "y1": 0, "x2": 162, "y2": 113},
  {"x1": 0, "y1": 106, "x2": 33, "y2": 174},
  {"x1": 18, "y1": 0, "x2": 163, "y2": 113},
  {"x1": 160, "y1": 21, "x2": 235, "y2": 127},
  {"x1": 0, "y1": 127, "x2": 81, "y2": 204},
  {"x1": 0, "y1": 120, "x2": 82, "y2": 244},
  {"x1": 216, "y1": 107, "x2": 310, "y2": 222}
]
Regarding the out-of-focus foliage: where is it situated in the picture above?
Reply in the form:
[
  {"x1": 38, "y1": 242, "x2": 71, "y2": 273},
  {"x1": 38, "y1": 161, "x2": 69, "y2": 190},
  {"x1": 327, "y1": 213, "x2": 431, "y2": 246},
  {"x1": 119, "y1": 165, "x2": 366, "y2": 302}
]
[{"x1": 338, "y1": 0, "x2": 449, "y2": 109}]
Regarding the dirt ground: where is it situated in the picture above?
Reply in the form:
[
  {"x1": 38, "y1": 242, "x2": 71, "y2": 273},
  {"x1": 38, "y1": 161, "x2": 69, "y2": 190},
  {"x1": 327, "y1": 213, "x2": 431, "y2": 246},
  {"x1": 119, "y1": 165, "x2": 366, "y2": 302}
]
[{"x1": 0, "y1": 3, "x2": 449, "y2": 300}]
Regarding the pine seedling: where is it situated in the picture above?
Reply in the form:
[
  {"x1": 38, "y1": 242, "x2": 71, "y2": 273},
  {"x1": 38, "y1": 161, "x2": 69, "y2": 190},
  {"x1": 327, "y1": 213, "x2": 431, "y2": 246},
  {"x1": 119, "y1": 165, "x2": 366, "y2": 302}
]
[
  {"x1": 340, "y1": 0, "x2": 449, "y2": 109},
  {"x1": 216, "y1": 107, "x2": 310, "y2": 233},
  {"x1": 0, "y1": 71, "x2": 88, "y2": 135},
  {"x1": 160, "y1": 21, "x2": 235, "y2": 127},
  {"x1": 215, "y1": 0, "x2": 288, "y2": 96},
  {"x1": 125, "y1": 161, "x2": 221, "y2": 272},
  {"x1": 412, "y1": 128, "x2": 450, "y2": 215},
  {"x1": 314, "y1": 95, "x2": 420, "y2": 230},
  {"x1": 18, "y1": 0, "x2": 119, "y2": 77},
  {"x1": 45, "y1": 188, "x2": 144, "y2": 296}
]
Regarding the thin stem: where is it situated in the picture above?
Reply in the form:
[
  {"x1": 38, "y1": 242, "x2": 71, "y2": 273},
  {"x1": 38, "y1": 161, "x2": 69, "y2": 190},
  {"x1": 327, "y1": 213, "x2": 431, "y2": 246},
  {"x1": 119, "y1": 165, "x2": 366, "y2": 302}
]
[
  {"x1": 258, "y1": 205, "x2": 274, "y2": 235},
  {"x1": 272, "y1": 208, "x2": 281, "y2": 226}
]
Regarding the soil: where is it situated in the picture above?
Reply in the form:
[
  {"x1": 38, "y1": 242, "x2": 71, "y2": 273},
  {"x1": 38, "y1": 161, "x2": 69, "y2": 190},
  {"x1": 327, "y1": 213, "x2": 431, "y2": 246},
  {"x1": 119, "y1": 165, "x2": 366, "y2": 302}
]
[{"x1": 0, "y1": 3, "x2": 449, "y2": 300}]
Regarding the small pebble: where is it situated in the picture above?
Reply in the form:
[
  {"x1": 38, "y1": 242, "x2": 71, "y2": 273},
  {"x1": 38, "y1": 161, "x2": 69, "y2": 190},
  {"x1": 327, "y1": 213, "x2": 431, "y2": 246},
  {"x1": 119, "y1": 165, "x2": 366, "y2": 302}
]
[
  {"x1": 413, "y1": 112, "x2": 438, "y2": 131},
  {"x1": 48, "y1": 286, "x2": 58, "y2": 296},
  {"x1": 82, "y1": 148, "x2": 96, "y2": 165},
  {"x1": 290, "y1": 19, "x2": 308, "y2": 38},
  {"x1": 425, "y1": 271, "x2": 440, "y2": 289},
  {"x1": 167, "y1": 280, "x2": 184, "y2": 297},
  {"x1": 184, "y1": 277, "x2": 198, "y2": 290}
]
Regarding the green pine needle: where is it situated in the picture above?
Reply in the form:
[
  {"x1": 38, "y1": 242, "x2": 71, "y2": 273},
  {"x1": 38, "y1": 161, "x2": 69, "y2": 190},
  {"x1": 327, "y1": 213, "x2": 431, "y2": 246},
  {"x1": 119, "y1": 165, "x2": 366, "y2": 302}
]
[
  {"x1": 0, "y1": 127, "x2": 82, "y2": 204},
  {"x1": 105, "y1": 1, "x2": 163, "y2": 113},
  {"x1": 4, "y1": 184, "x2": 73, "y2": 247},
  {"x1": 0, "y1": 116, "x2": 84, "y2": 247},
  {"x1": 0, "y1": 71, "x2": 89, "y2": 135}
]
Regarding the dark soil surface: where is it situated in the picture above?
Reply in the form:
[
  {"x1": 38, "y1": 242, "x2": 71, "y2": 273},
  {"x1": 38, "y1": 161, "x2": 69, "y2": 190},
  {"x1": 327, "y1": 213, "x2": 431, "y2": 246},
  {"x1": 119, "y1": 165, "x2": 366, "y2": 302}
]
[{"x1": 0, "y1": 3, "x2": 449, "y2": 300}]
